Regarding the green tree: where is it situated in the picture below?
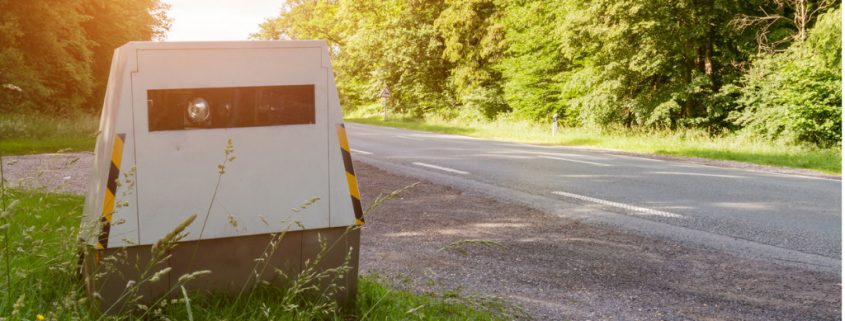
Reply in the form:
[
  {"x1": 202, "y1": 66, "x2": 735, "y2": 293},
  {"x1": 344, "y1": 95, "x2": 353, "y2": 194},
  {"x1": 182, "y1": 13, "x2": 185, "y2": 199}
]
[
  {"x1": 495, "y1": 0, "x2": 568, "y2": 122},
  {"x1": 253, "y1": 0, "x2": 840, "y2": 147},
  {"x1": 252, "y1": 0, "x2": 343, "y2": 45},
  {"x1": 0, "y1": 0, "x2": 94, "y2": 114},
  {"x1": 0, "y1": 0, "x2": 170, "y2": 114},
  {"x1": 554, "y1": 0, "x2": 763, "y2": 129},
  {"x1": 256, "y1": 0, "x2": 453, "y2": 117},
  {"x1": 81, "y1": 0, "x2": 171, "y2": 113},
  {"x1": 435, "y1": 0, "x2": 508, "y2": 119},
  {"x1": 730, "y1": 8, "x2": 841, "y2": 147}
]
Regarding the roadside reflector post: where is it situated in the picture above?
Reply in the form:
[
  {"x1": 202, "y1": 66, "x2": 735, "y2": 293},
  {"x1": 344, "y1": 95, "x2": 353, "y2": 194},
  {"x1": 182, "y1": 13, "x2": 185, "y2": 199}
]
[
  {"x1": 79, "y1": 40, "x2": 363, "y2": 312},
  {"x1": 552, "y1": 113, "x2": 558, "y2": 138}
]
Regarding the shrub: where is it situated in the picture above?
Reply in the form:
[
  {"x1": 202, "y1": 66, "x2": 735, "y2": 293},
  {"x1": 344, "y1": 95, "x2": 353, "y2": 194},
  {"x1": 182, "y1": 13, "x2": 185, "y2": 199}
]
[{"x1": 730, "y1": 8, "x2": 841, "y2": 147}]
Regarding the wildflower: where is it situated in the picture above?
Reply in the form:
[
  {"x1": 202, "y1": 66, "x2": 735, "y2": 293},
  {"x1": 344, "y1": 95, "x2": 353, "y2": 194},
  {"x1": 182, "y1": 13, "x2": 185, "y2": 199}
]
[{"x1": 36, "y1": 314, "x2": 45, "y2": 321}]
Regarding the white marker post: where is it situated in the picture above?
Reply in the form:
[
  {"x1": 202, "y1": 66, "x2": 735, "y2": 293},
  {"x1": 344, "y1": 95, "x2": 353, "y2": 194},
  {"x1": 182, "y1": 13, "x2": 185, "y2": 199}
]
[{"x1": 552, "y1": 113, "x2": 558, "y2": 138}]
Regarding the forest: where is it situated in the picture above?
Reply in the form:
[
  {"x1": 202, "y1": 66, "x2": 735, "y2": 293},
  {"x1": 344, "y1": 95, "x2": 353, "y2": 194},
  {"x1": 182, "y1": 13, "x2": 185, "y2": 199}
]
[
  {"x1": 0, "y1": 0, "x2": 170, "y2": 114},
  {"x1": 253, "y1": 0, "x2": 842, "y2": 148},
  {"x1": 0, "y1": 0, "x2": 840, "y2": 149}
]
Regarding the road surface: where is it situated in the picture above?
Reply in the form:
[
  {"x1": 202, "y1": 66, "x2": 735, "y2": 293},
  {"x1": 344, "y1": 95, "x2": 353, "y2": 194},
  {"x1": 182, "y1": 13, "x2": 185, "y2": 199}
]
[{"x1": 345, "y1": 123, "x2": 841, "y2": 272}]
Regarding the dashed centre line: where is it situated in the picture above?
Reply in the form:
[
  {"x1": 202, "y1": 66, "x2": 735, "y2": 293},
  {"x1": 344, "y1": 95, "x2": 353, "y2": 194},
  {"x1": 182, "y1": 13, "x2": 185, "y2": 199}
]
[
  {"x1": 609, "y1": 154, "x2": 666, "y2": 162},
  {"x1": 551, "y1": 191, "x2": 684, "y2": 218},
  {"x1": 396, "y1": 135, "x2": 424, "y2": 141},
  {"x1": 412, "y1": 162, "x2": 470, "y2": 175},
  {"x1": 650, "y1": 171, "x2": 747, "y2": 179},
  {"x1": 538, "y1": 155, "x2": 612, "y2": 167}
]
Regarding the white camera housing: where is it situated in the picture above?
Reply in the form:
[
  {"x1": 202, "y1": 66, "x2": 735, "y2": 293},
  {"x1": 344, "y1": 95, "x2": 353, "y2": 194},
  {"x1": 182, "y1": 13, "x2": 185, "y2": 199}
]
[{"x1": 80, "y1": 40, "x2": 362, "y2": 309}]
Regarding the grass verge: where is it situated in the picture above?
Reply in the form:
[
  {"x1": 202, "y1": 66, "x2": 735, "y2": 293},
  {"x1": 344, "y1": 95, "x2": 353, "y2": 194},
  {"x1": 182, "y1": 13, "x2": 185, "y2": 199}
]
[
  {"x1": 0, "y1": 113, "x2": 98, "y2": 155},
  {"x1": 347, "y1": 116, "x2": 841, "y2": 175},
  {"x1": 2, "y1": 111, "x2": 836, "y2": 174},
  {"x1": 0, "y1": 188, "x2": 507, "y2": 320}
]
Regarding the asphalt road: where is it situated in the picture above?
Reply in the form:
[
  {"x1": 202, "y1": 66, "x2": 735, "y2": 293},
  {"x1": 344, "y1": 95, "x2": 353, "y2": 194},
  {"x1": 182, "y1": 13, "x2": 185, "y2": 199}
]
[{"x1": 345, "y1": 123, "x2": 842, "y2": 271}]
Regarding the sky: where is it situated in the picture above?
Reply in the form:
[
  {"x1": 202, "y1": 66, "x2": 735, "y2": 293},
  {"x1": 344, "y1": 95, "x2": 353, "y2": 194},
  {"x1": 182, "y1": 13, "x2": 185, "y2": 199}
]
[{"x1": 163, "y1": 0, "x2": 283, "y2": 41}]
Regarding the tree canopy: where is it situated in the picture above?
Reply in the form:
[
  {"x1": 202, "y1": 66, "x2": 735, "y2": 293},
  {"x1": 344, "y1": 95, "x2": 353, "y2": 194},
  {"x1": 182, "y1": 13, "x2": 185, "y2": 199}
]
[
  {"x1": 255, "y1": 0, "x2": 840, "y2": 147},
  {"x1": 0, "y1": 0, "x2": 170, "y2": 114},
  {"x1": 2, "y1": 0, "x2": 838, "y2": 147}
]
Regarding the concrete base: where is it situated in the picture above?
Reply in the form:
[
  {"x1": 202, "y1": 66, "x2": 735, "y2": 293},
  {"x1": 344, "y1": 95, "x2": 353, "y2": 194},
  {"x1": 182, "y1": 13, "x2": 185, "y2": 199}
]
[{"x1": 83, "y1": 226, "x2": 359, "y2": 312}]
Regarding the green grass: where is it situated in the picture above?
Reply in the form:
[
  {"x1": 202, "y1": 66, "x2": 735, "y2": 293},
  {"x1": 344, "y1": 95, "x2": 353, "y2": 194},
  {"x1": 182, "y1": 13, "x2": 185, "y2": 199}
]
[
  {"x1": 347, "y1": 116, "x2": 841, "y2": 175},
  {"x1": 0, "y1": 113, "x2": 98, "y2": 155},
  {"x1": 0, "y1": 188, "x2": 508, "y2": 320}
]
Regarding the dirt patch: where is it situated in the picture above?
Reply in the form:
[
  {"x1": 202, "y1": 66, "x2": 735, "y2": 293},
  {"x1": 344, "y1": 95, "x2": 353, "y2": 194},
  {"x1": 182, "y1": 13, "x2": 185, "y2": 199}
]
[{"x1": 356, "y1": 161, "x2": 840, "y2": 320}]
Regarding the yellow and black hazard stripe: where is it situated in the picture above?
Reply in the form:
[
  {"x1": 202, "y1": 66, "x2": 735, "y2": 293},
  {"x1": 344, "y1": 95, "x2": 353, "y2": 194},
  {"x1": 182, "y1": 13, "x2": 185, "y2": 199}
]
[
  {"x1": 97, "y1": 133, "x2": 126, "y2": 254},
  {"x1": 336, "y1": 124, "x2": 364, "y2": 225}
]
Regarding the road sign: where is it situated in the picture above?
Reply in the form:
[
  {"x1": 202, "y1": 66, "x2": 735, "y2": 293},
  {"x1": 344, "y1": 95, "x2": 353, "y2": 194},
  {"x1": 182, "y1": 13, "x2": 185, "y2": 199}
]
[{"x1": 378, "y1": 86, "x2": 391, "y2": 99}]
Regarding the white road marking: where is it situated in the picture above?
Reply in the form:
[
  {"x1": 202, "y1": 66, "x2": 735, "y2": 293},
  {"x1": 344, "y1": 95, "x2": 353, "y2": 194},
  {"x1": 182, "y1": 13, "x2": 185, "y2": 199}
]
[
  {"x1": 757, "y1": 172, "x2": 841, "y2": 182},
  {"x1": 610, "y1": 154, "x2": 666, "y2": 162},
  {"x1": 420, "y1": 133, "x2": 481, "y2": 141},
  {"x1": 650, "y1": 171, "x2": 747, "y2": 179},
  {"x1": 396, "y1": 135, "x2": 424, "y2": 141},
  {"x1": 667, "y1": 163, "x2": 839, "y2": 182},
  {"x1": 412, "y1": 162, "x2": 470, "y2": 175},
  {"x1": 551, "y1": 191, "x2": 684, "y2": 218},
  {"x1": 470, "y1": 154, "x2": 534, "y2": 159},
  {"x1": 538, "y1": 155, "x2": 612, "y2": 167},
  {"x1": 713, "y1": 202, "x2": 772, "y2": 210},
  {"x1": 350, "y1": 149, "x2": 373, "y2": 155},
  {"x1": 517, "y1": 151, "x2": 609, "y2": 160},
  {"x1": 557, "y1": 174, "x2": 628, "y2": 178}
]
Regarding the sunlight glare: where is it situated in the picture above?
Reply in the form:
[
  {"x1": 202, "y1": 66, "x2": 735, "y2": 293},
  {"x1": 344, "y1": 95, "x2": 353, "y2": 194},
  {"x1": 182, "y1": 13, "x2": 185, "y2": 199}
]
[{"x1": 163, "y1": 0, "x2": 281, "y2": 41}]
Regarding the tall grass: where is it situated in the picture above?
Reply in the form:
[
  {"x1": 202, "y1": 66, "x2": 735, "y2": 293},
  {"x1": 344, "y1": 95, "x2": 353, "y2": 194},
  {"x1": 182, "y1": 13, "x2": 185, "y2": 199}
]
[
  {"x1": 0, "y1": 188, "x2": 508, "y2": 320},
  {"x1": 0, "y1": 140, "x2": 515, "y2": 320},
  {"x1": 0, "y1": 113, "x2": 98, "y2": 155},
  {"x1": 346, "y1": 114, "x2": 841, "y2": 174}
]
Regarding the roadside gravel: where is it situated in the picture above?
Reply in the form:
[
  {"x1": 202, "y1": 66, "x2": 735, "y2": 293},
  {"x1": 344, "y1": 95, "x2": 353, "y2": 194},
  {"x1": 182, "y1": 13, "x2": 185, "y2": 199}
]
[
  {"x1": 1, "y1": 152, "x2": 92, "y2": 195},
  {"x1": 355, "y1": 162, "x2": 840, "y2": 320},
  {"x1": 2, "y1": 152, "x2": 839, "y2": 320}
]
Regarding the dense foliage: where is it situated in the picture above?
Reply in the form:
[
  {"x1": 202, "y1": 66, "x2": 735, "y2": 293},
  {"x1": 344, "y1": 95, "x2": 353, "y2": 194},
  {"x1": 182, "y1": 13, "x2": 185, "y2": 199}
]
[
  {"x1": 256, "y1": 0, "x2": 840, "y2": 147},
  {"x1": 0, "y1": 0, "x2": 170, "y2": 114},
  {"x1": 730, "y1": 7, "x2": 841, "y2": 147}
]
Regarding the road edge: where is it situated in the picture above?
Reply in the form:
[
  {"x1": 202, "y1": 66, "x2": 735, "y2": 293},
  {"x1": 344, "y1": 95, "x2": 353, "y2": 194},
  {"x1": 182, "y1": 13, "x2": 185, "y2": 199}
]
[
  {"x1": 346, "y1": 121, "x2": 841, "y2": 180},
  {"x1": 355, "y1": 155, "x2": 841, "y2": 274}
]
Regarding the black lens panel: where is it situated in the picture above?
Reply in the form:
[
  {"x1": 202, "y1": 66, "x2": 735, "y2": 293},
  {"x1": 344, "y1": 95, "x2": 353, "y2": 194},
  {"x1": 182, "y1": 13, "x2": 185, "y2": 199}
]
[{"x1": 147, "y1": 85, "x2": 315, "y2": 132}]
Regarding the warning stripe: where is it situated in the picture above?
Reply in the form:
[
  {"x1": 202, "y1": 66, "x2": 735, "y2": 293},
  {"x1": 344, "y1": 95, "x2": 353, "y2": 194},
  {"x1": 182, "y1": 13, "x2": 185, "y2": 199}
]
[
  {"x1": 97, "y1": 133, "x2": 126, "y2": 252},
  {"x1": 336, "y1": 124, "x2": 364, "y2": 225}
]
